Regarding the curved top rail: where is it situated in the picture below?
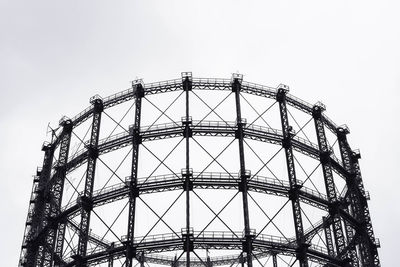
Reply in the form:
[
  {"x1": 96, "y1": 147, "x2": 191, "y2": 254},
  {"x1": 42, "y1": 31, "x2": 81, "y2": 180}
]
[
  {"x1": 55, "y1": 76, "x2": 341, "y2": 148},
  {"x1": 64, "y1": 230, "x2": 332, "y2": 266}
]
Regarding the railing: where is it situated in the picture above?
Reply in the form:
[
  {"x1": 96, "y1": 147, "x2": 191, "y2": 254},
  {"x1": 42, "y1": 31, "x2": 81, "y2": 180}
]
[
  {"x1": 192, "y1": 77, "x2": 231, "y2": 88},
  {"x1": 192, "y1": 120, "x2": 236, "y2": 129},
  {"x1": 71, "y1": 105, "x2": 92, "y2": 124},
  {"x1": 242, "y1": 81, "x2": 276, "y2": 96},
  {"x1": 245, "y1": 124, "x2": 281, "y2": 136},
  {"x1": 286, "y1": 93, "x2": 314, "y2": 112},
  {"x1": 140, "y1": 121, "x2": 182, "y2": 132},
  {"x1": 102, "y1": 87, "x2": 134, "y2": 104},
  {"x1": 145, "y1": 78, "x2": 182, "y2": 92}
]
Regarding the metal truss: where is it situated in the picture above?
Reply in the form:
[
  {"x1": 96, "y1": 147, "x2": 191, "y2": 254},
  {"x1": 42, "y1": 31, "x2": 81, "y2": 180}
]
[{"x1": 20, "y1": 73, "x2": 380, "y2": 267}]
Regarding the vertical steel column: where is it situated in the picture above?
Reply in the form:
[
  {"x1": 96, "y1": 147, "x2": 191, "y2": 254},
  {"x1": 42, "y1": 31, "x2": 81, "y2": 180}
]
[
  {"x1": 337, "y1": 126, "x2": 360, "y2": 266},
  {"x1": 108, "y1": 243, "x2": 114, "y2": 267},
  {"x1": 126, "y1": 81, "x2": 144, "y2": 267},
  {"x1": 337, "y1": 127, "x2": 380, "y2": 266},
  {"x1": 42, "y1": 118, "x2": 73, "y2": 267},
  {"x1": 21, "y1": 143, "x2": 55, "y2": 267},
  {"x1": 322, "y1": 216, "x2": 335, "y2": 257},
  {"x1": 182, "y1": 72, "x2": 193, "y2": 267},
  {"x1": 272, "y1": 253, "x2": 278, "y2": 267},
  {"x1": 232, "y1": 74, "x2": 253, "y2": 267},
  {"x1": 352, "y1": 152, "x2": 380, "y2": 267},
  {"x1": 73, "y1": 96, "x2": 103, "y2": 266},
  {"x1": 276, "y1": 86, "x2": 309, "y2": 267},
  {"x1": 312, "y1": 104, "x2": 346, "y2": 256}
]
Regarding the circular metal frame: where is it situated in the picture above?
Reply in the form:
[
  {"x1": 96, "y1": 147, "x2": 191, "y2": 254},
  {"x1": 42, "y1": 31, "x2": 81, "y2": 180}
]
[{"x1": 20, "y1": 73, "x2": 380, "y2": 267}]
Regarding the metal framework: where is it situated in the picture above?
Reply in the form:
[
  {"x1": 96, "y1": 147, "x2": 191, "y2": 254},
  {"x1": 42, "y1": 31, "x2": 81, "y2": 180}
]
[{"x1": 19, "y1": 73, "x2": 380, "y2": 267}]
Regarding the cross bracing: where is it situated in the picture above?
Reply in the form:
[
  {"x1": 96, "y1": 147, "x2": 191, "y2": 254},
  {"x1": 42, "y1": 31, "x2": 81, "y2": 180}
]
[{"x1": 20, "y1": 73, "x2": 380, "y2": 267}]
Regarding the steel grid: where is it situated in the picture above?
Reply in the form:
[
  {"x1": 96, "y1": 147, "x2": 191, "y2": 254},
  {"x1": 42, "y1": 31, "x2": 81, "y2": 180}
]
[{"x1": 20, "y1": 73, "x2": 380, "y2": 267}]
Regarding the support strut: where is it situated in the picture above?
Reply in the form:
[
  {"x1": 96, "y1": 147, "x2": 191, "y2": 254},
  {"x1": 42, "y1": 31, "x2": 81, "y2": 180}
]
[
  {"x1": 182, "y1": 72, "x2": 193, "y2": 267},
  {"x1": 337, "y1": 126, "x2": 380, "y2": 267},
  {"x1": 232, "y1": 74, "x2": 253, "y2": 267},
  {"x1": 276, "y1": 86, "x2": 309, "y2": 267},
  {"x1": 21, "y1": 142, "x2": 55, "y2": 267},
  {"x1": 312, "y1": 104, "x2": 346, "y2": 257},
  {"x1": 42, "y1": 118, "x2": 73, "y2": 267},
  {"x1": 126, "y1": 81, "x2": 144, "y2": 267},
  {"x1": 74, "y1": 96, "x2": 103, "y2": 266}
]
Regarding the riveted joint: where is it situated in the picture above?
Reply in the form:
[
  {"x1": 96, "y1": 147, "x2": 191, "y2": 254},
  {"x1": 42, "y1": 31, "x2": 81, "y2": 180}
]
[
  {"x1": 276, "y1": 85, "x2": 289, "y2": 102},
  {"x1": 295, "y1": 242, "x2": 310, "y2": 261},
  {"x1": 133, "y1": 82, "x2": 145, "y2": 98},
  {"x1": 87, "y1": 145, "x2": 99, "y2": 159},
  {"x1": 182, "y1": 74, "x2": 192, "y2": 91},
  {"x1": 125, "y1": 244, "x2": 136, "y2": 259},
  {"x1": 183, "y1": 238, "x2": 194, "y2": 252},
  {"x1": 79, "y1": 195, "x2": 93, "y2": 211},
  {"x1": 312, "y1": 103, "x2": 325, "y2": 119},
  {"x1": 59, "y1": 116, "x2": 73, "y2": 129},
  {"x1": 231, "y1": 73, "x2": 243, "y2": 92},
  {"x1": 130, "y1": 126, "x2": 142, "y2": 144},
  {"x1": 328, "y1": 201, "x2": 341, "y2": 216},
  {"x1": 351, "y1": 149, "x2": 361, "y2": 160},
  {"x1": 242, "y1": 239, "x2": 253, "y2": 254},
  {"x1": 288, "y1": 184, "x2": 302, "y2": 201},
  {"x1": 183, "y1": 179, "x2": 193, "y2": 191},
  {"x1": 129, "y1": 186, "x2": 139, "y2": 198},
  {"x1": 183, "y1": 127, "x2": 192, "y2": 138},
  {"x1": 282, "y1": 136, "x2": 292, "y2": 149},
  {"x1": 320, "y1": 151, "x2": 331, "y2": 164}
]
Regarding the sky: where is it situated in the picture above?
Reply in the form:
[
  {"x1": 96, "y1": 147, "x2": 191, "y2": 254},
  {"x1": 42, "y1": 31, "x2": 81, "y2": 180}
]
[{"x1": 1, "y1": 0, "x2": 399, "y2": 266}]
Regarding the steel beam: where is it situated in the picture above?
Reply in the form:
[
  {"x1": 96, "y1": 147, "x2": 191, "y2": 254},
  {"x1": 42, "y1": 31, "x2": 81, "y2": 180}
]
[
  {"x1": 232, "y1": 74, "x2": 253, "y2": 267},
  {"x1": 20, "y1": 143, "x2": 55, "y2": 267},
  {"x1": 73, "y1": 96, "x2": 103, "y2": 266},
  {"x1": 42, "y1": 118, "x2": 73, "y2": 267},
  {"x1": 312, "y1": 104, "x2": 346, "y2": 257},
  {"x1": 337, "y1": 127, "x2": 380, "y2": 267},
  {"x1": 126, "y1": 81, "x2": 144, "y2": 267},
  {"x1": 182, "y1": 72, "x2": 193, "y2": 267},
  {"x1": 276, "y1": 86, "x2": 309, "y2": 267},
  {"x1": 337, "y1": 126, "x2": 360, "y2": 267}
]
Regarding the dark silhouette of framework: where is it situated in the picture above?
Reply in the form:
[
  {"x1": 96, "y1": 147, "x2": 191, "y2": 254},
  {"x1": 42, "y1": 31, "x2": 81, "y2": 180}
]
[{"x1": 19, "y1": 73, "x2": 381, "y2": 267}]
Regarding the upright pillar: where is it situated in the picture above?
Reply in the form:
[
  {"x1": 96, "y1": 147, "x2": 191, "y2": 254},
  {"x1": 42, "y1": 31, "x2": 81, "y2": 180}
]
[
  {"x1": 337, "y1": 126, "x2": 359, "y2": 266},
  {"x1": 20, "y1": 142, "x2": 55, "y2": 267},
  {"x1": 73, "y1": 95, "x2": 103, "y2": 266},
  {"x1": 126, "y1": 81, "x2": 144, "y2": 267},
  {"x1": 337, "y1": 126, "x2": 380, "y2": 266},
  {"x1": 322, "y1": 216, "x2": 334, "y2": 257},
  {"x1": 42, "y1": 117, "x2": 73, "y2": 267},
  {"x1": 312, "y1": 103, "x2": 346, "y2": 256},
  {"x1": 272, "y1": 253, "x2": 278, "y2": 267},
  {"x1": 276, "y1": 85, "x2": 309, "y2": 267},
  {"x1": 232, "y1": 74, "x2": 253, "y2": 267},
  {"x1": 108, "y1": 242, "x2": 115, "y2": 267},
  {"x1": 182, "y1": 72, "x2": 193, "y2": 267}
]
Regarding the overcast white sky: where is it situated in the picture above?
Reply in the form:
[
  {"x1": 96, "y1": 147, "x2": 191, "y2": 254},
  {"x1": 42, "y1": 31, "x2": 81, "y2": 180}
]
[{"x1": 1, "y1": 0, "x2": 399, "y2": 266}]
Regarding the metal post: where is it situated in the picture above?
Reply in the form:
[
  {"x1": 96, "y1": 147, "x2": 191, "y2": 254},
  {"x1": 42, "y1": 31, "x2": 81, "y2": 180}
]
[
  {"x1": 322, "y1": 216, "x2": 334, "y2": 256},
  {"x1": 21, "y1": 143, "x2": 55, "y2": 267},
  {"x1": 232, "y1": 74, "x2": 253, "y2": 267},
  {"x1": 312, "y1": 103, "x2": 346, "y2": 256},
  {"x1": 182, "y1": 72, "x2": 193, "y2": 267},
  {"x1": 42, "y1": 118, "x2": 73, "y2": 267},
  {"x1": 272, "y1": 253, "x2": 278, "y2": 267},
  {"x1": 276, "y1": 86, "x2": 309, "y2": 267},
  {"x1": 74, "y1": 96, "x2": 103, "y2": 266},
  {"x1": 336, "y1": 126, "x2": 359, "y2": 266},
  {"x1": 126, "y1": 81, "x2": 144, "y2": 267},
  {"x1": 337, "y1": 126, "x2": 380, "y2": 267}
]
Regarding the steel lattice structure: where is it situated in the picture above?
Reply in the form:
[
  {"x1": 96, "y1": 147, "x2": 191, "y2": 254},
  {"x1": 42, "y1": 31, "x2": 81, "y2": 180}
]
[{"x1": 20, "y1": 73, "x2": 381, "y2": 267}]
